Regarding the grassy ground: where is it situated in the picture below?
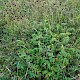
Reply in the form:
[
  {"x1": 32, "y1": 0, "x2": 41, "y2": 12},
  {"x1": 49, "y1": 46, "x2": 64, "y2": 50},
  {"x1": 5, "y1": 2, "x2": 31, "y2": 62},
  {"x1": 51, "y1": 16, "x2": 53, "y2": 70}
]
[{"x1": 0, "y1": 0, "x2": 80, "y2": 80}]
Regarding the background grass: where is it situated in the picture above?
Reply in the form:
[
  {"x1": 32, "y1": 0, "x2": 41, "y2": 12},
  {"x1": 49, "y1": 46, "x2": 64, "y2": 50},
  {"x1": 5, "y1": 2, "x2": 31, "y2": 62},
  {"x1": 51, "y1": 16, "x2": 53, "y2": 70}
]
[{"x1": 0, "y1": 0, "x2": 80, "y2": 80}]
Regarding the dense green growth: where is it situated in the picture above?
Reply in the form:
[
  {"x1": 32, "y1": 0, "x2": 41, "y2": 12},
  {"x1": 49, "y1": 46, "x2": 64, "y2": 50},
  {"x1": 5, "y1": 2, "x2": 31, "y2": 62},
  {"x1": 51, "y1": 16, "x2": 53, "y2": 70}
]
[{"x1": 0, "y1": 0, "x2": 80, "y2": 80}]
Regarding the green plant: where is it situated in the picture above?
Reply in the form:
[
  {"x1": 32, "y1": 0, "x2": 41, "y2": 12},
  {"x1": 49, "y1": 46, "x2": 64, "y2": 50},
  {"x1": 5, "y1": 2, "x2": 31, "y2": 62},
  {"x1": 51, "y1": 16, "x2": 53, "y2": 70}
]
[{"x1": 0, "y1": 0, "x2": 80, "y2": 80}]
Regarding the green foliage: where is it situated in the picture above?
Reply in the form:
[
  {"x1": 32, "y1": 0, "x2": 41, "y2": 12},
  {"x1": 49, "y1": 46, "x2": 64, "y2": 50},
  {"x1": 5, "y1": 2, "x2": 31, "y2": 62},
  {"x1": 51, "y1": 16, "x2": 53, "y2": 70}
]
[{"x1": 0, "y1": 0, "x2": 80, "y2": 80}]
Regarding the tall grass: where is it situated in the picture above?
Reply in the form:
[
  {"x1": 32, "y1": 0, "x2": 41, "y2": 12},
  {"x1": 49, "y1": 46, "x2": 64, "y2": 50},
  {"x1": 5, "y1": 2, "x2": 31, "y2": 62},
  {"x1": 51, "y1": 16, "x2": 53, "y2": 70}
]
[{"x1": 0, "y1": 0, "x2": 80, "y2": 80}]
